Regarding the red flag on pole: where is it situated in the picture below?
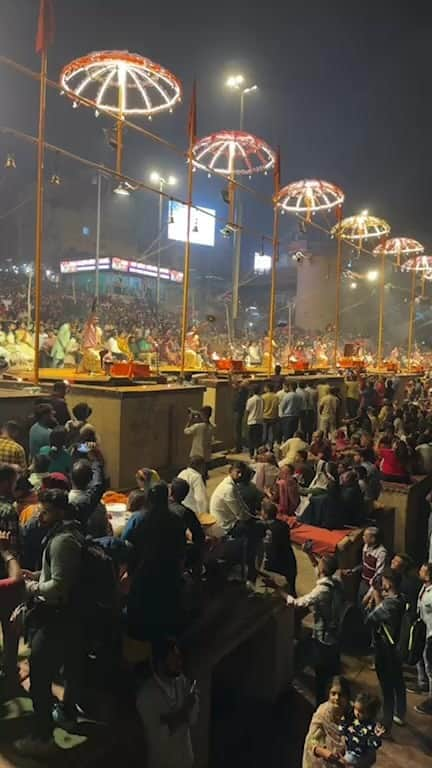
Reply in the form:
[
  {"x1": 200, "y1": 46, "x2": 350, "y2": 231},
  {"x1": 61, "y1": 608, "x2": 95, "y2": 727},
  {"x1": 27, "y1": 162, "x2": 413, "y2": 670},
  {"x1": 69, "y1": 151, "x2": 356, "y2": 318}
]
[
  {"x1": 35, "y1": 0, "x2": 55, "y2": 54},
  {"x1": 188, "y1": 81, "x2": 197, "y2": 145}
]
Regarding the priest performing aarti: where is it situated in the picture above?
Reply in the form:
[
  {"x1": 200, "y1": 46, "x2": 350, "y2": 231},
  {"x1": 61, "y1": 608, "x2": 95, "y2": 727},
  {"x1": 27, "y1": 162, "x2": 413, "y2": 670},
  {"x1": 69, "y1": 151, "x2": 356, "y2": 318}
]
[{"x1": 80, "y1": 313, "x2": 104, "y2": 374}]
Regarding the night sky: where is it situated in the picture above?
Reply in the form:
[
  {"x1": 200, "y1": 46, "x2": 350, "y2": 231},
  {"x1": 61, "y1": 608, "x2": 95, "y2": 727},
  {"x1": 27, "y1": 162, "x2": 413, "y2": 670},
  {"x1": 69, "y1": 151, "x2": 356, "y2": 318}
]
[{"x1": 1, "y1": 0, "x2": 432, "y2": 272}]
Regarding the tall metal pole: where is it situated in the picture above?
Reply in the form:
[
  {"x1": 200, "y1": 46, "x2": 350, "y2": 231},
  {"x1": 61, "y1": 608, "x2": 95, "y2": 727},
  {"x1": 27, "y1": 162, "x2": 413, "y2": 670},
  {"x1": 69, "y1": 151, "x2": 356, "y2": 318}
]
[
  {"x1": 288, "y1": 303, "x2": 293, "y2": 353},
  {"x1": 407, "y1": 268, "x2": 416, "y2": 371},
  {"x1": 231, "y1": 90, "x2": 245, "y2": 330},
  {"x1": 333, "y1": 232, "x2": 343, "y2": 368},
  {"x1": 156, "y1": 179, "x2": 164, "y2": 311},
  {"x1": 180, "y1": 88, "x2": 196, "y2": 374},
  {"x1": 33, "y1": 48, "x2": 48, "y2": 384},
  {"x1": 116, "y1": 65, "x2": 125, "y2": 177},
  {"x1": 268, "y1": 210, "x2": 280, "y2": 375},
  {"x1": 268, "y1": 154, "x2": 280, "y2": 375},
  {"x1": 27, "y1": 270, "x2": 33, "y2": 326},
  {"x1": 95, "y1": 172, "x2": 102, "y2": 300},
  {"x1": 377, "y1": 251, "x2": 386, "y2": 367}
]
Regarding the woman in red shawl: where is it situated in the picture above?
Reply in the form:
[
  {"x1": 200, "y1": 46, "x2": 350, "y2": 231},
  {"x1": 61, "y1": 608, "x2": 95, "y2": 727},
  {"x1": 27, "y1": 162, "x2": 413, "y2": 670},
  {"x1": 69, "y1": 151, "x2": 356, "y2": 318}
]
[{"x1": 272, "y1": 464, "x2": 300, "y2": 522}]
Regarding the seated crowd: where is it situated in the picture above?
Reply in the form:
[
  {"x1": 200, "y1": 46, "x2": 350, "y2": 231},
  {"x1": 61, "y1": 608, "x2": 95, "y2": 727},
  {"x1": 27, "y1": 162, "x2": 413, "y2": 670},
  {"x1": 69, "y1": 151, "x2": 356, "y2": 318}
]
[{"x1": 0, "y1": 375, "x2": 431, "y2": 764}]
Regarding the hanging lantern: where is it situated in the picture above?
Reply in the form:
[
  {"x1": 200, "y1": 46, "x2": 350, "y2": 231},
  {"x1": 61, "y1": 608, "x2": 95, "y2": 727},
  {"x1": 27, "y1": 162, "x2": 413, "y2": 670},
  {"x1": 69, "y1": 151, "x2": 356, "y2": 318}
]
[{"x1": 5, "y1": 153, "x2": 16, "y2": 170}]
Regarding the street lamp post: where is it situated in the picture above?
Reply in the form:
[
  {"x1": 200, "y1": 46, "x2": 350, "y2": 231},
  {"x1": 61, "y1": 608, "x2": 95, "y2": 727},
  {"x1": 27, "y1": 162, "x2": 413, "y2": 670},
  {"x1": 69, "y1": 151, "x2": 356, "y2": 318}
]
[
  {"x1": 25, "y1": 266, "x2": 33, "y2": 326},
  {"x1": 149, "y1": 172, "x2": 177, "y2": 315},
  {"x1": 95, "y1": 172, "x2": 102, "y2": 300},
  {"x1": 226, "y1": 75, "x2": 258, "y2": 331},
  {"x1": 288, "y1": 301, "x2": 296, "y2": 354}
]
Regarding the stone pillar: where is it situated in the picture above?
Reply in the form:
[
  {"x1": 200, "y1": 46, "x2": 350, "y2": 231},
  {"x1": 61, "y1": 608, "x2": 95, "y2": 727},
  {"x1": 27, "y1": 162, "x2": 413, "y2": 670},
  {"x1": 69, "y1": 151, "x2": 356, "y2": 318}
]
[{"x1": 295, "y1": 251, "x2": 336, "y2": 332}]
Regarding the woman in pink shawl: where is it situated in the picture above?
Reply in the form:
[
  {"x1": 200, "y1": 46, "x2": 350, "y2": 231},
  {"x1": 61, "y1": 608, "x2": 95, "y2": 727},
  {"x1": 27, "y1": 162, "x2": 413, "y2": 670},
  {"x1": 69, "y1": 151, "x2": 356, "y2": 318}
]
[
  {"x1": 274, "y1": 464, "x2": 300, "y2": 521},
  {"x1": 254, "y1": 451, "x2": 280, "y2": 492}
]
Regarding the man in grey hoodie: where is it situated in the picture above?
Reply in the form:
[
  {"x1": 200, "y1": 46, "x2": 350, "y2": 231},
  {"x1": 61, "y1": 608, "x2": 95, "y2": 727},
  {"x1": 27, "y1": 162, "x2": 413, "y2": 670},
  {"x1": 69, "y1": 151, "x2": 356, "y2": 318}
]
[{"x1": 15, "y1": 489, "x2": 83, "y2": 758}]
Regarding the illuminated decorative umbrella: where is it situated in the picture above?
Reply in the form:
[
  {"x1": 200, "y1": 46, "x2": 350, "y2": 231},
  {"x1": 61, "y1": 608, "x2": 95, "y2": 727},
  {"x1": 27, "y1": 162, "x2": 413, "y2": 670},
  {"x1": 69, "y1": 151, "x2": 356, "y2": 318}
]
[
  {"x1": 275, "y1": 179, "x2": 344, "y2": 222},
  {"x1": 60, "y1": 50, "x2": 182, "y2": 187},
  {"x1": 191, "y1": 130, "x2": 276, "y2": 350},
  {"x1": 332, "y1": 211, "x2": 391, "y2": 367},
  {"x1": 191, "y1": 130, "x2": 275, "y2": 177},
  {"x1": 331, "y1": 210, "x2": 391, "y2": 249},
  {"x1": 374, "y1": 237, "x2": 424, "y2": 267},
  {"x1": 401, "y1": 255, "x2": 432, "y2": 369},
  {"x1": 276, "y1": 179, "x2": 345, "y2": 367}
]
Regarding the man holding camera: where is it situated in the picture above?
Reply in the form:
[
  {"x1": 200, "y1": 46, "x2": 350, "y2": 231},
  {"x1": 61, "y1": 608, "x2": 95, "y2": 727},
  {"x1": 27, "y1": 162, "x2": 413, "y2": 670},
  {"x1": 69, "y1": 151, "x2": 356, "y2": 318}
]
[{"x1": 184, "y1": 406, "x2": 214, "y2": 475}]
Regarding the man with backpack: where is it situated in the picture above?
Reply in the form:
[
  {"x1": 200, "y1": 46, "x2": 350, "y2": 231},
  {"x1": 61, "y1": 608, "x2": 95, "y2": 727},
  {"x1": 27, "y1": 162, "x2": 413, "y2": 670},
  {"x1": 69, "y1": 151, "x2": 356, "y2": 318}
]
[
  {"x1": 413, "y1": 562, "x2": 432, "y2": 714},
  {"x1": 14, "y1": 489, "x2": 84, "y2": 757},
  {"x1": 287, "y1": 552, "x2": 345, "y2": 704},
  {"x1": 366, "y1": 567, "x2": 406, "y2": 736}
]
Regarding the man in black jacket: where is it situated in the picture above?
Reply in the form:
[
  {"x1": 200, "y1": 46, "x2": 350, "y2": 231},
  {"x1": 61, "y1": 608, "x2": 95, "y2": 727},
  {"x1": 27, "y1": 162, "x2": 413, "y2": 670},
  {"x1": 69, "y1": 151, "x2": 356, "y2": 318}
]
[
  {"x1": 68, "y1": 458, "x2": 105, "y2": 531},
  {"x1": 169, "y1": 478, "x2": 205, "y2": 581},
  {"x1": 366, "y1": 567, "x2": 406, "y2": 735},
  {"x1": 231, "y1": 378, "x2": 249, "y2": 453},
  {"x1": 260, "y1": 499, "x2": 297, "y2": 596}
]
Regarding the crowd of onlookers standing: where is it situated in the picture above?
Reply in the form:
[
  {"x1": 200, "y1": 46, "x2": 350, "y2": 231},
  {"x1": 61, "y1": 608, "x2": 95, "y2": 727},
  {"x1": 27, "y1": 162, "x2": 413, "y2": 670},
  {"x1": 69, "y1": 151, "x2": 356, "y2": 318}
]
[{"x1": 0, "y1": 371, "x2": 432, "y2": 765}]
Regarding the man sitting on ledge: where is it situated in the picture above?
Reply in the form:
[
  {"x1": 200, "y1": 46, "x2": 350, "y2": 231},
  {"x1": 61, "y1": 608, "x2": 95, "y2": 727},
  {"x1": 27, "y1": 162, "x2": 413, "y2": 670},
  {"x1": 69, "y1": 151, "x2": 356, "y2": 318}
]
[{"x1": 210, "y1": 462, "x2": 264, "y2": 585}]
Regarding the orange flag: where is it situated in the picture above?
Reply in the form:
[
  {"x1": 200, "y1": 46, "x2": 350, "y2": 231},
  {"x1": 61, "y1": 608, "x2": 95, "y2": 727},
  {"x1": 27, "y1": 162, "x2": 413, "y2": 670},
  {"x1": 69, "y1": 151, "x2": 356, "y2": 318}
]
[{"x1": 35, "y1": 0, "x2": 55, "y2": 54}]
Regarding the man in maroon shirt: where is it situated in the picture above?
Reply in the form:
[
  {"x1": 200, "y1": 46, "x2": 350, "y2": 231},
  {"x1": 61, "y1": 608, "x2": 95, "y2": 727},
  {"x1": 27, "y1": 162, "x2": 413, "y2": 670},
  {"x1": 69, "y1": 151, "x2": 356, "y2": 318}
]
[{"x1": 0, "y1": 531, "x2": 23, "y2": 692}]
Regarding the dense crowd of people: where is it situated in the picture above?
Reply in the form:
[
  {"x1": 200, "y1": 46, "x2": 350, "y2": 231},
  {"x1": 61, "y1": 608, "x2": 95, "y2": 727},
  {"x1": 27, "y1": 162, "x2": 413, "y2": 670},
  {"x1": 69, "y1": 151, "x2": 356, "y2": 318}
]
[
  {"x1": 0, "y1": 272, "x2": 429, "y2": 374},
  {"x1": 0, "y1": 372, "x2": 431, "y2": 764}
]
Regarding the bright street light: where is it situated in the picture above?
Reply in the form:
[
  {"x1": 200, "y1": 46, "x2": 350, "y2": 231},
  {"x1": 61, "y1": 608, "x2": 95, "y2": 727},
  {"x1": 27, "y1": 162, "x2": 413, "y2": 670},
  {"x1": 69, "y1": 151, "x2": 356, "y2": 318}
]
[
  {"x1": 150, "y1": 171, "x2": 177, "y2": 187},
  {"x1": 149, "y1": 171, "x2": 178, "y2": 313},
  {"x1": 350, "y1": 282, "x2": 357, "y2": 289},
  {"x1": 113, "y1": 181, "x2": 131, "y2": 197},
  {"x1": 366, "y1": 270, "x2": 379, "y2": 282},
  {"x1": 226, "y1": 74, "x2": 245, "y2": 89}
]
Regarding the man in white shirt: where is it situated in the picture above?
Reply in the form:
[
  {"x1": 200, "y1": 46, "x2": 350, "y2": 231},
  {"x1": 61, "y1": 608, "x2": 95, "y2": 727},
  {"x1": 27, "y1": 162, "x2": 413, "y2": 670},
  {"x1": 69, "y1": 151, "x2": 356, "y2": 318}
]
[
  {"x1": 106, "y1": 331, "x2": 127, "y2": 361},
  {"x1": 210, "y1": 462, "x2": 264, "y2": 583},
  {"x1": 416, "y1": 436, "x2": 432, "y2": 475},
  {"x1": 184, "y1": 406, "x2": 214, "y2": 468},
  {"x1": 245, "y1": 385, "x2": 264, "y2": 459},
  {"x1": 178, "y1": 456, "x2": 212, "y2": 523},
  {"x1": 137, "y1": 638, "x2": 199, "y2": 768},
  {"x1": 415, "y1": 563, "x2": 432, "y2": 714}
]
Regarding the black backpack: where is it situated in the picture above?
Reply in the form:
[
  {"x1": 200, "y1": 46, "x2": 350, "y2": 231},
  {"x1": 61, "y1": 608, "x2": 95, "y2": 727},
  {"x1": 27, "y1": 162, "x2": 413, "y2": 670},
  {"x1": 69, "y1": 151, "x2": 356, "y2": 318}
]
[
  {"x1": 324, "y1": 578, "x2": 348, "y2": 641},
  {"x1": 397, "y1": 604, "x2": 426, "y2": 666},
  {"x1": 46, "y1": 527, "x2": 119, "y2": 650}
]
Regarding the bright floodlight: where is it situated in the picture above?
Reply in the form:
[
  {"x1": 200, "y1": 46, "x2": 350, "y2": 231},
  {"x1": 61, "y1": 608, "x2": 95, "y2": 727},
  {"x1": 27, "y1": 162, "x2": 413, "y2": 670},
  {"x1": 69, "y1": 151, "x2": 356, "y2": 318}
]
[
  {"x1": 367, "y1": 270, "x2": 378, "y2": 282},
  {"x1": 150, "y1": 172, "x2": 177, "y2": 186},
  {"x1": 226, "y1": 74, "x2": 245, "y2": 89},
  {"x1": 114, "y1": 181, "x2": 131, "y2": 196},
  {"x1": 350, "y1": 282, "x2": 357, "y2": 289}
]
